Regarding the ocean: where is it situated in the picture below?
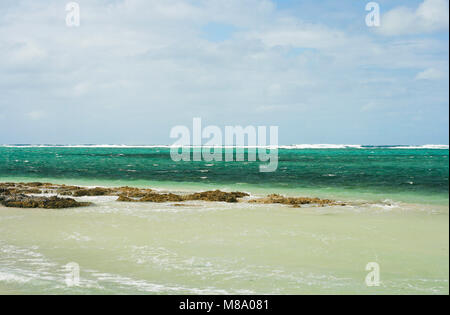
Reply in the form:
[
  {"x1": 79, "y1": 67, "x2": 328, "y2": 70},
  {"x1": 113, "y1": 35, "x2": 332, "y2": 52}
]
[{"x1": 0, "y1": 145, "x2": 448, "y2": 294}]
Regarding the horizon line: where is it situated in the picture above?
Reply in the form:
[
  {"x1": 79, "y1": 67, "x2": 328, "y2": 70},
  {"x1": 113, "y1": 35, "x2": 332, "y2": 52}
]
[{"x1": 1, "y1": 144, "x2": 449, "y2": 149}]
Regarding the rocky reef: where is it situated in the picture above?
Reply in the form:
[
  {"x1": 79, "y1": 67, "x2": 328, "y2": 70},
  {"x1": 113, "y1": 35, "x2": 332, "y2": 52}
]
[
  {"x1": 0, "y1": 188, "x2": 10, "y2": 195},
  {"x1": 117, "y1": 190, "x2": 249, "y2": 203},
  {"x1": 1, "y1": 182, "x2": 341, "y2": 209},
  {"x1": 0, "y1": 194, "x2": 91, "y2": 209},
  {"x1": 0, "y1": 183, "x2": 91, "y2": 209},
  {"x1": 248, "y1": 194, "x2": 340, "y2": 207},
  {"x1": 184, "y1": 190, "x2": 249, "y2": 203},
  {"x1": 118, "y1": 192, "x2": 184, "y2": 203}
]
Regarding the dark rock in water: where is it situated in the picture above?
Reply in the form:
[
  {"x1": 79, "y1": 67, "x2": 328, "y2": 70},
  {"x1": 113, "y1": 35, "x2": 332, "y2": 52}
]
[
  {"x1": 1, "y1": 182, "x2": 341, "y2": 208},
  {"x1": 56, "y1": 186, "x2": 152, "y2": 198},
  {"x1": 248, "y1": 194, "x2": 336, "y2": 207},
  {"x1": 117, "y1": 195, "x2": 135, "y2": 202},
  {"x1": 27, "y1": 182, "x2": 44, "y2": 187},
  {"x1": 117, "y1": 186, "x2": 153, "y2": 198},
  {"x1": 0, "y1": 188, "x2": 11, "y2": 204},
  {"x1": 16, "y1": 188, "x2": 42, "y2": 194},
  {"x1": 117, "y1": 192, "x2": 184, "y2": 203},
  {"x1": 72, "y1": 187, "x2": 113, "y2": 197},
  {"x1": 116, "y1": 190, "x2": 249, "y2": 203},
  {"x1": 139, "y1": 192, "x2": 184, "y2": 202},
  {"x1": 56, "y1": 185, "x2": 80, "y2": 195},
  {"x1": 0, "y1": 188, "x2": 11, "y2": 196},
  {"x1": 184, "y1": 190, "x2": 250, "y2": 203},
  {"x1": 0, "y1": 195, "x2": 91, "y2": 209},
  {"x1": 0, "y1": 183, "x2": 16, "y2": 188}
]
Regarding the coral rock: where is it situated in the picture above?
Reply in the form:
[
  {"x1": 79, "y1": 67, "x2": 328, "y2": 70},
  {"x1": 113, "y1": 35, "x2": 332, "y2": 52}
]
[
  {"x1": 72, "y1": 187, "x2": 113, "y2": 197},
  {"x1": 0, "y1": 195, "x2": 91, "y2": 209},
  {"x1": 249, "y1": 194, "x2": 336, "y2": 207},
  {"x1": 184, "y1": 190, "x2": 249, "y2": 203}
]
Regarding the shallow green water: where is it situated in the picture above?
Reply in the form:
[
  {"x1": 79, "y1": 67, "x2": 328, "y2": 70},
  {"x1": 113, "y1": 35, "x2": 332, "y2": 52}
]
[
  {"x1": 0, "y1": 147, "x2": 448, "y2": 294},
  {"x1": 0, "y1": 199, "x2": 448, "y2": 294}
]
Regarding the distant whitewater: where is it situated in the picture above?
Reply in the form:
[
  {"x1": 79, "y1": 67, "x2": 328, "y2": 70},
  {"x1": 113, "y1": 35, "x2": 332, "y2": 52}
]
[{"x1": 1, "y1": 144, "x2": 449, "y2": 149}]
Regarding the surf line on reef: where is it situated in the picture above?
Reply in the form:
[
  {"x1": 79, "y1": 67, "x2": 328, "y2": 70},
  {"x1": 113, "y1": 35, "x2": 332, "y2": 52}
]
[{"x1": 169, "y1": 117, "x2": 279, "y2": 172}]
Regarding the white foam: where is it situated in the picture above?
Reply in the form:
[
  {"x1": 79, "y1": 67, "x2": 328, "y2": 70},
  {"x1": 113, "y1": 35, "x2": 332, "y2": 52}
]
[
  {"x1": 0, "y1": 271, "x2": 31, "y2": 283},
  {"x1": 1, "y1": 144, "x2": 448, "y2": 149},
  {"x1": 88, "y1": 270, "x2": 246, "y2": 294},
  {"x1": 387, "y1": 144, "x2": 449, "y2": 149},
  {"x1": 0, "y1": 144, "x2": 171, "y2": 148},
  {"x1": 279, "y1": 144, "x2": 363, "y2": 149}
]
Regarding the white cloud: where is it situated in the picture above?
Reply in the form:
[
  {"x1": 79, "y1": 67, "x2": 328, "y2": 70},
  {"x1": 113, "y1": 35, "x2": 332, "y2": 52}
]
[
  {"x1": 0, "y1": 0, "x2": 447, "y2": 144},
  {"x1": 378, "y1": 0, "x2": 449, "y2": 36},
  {"x1": 415, "y1": 68, "x2": 446, "y2": 80}
]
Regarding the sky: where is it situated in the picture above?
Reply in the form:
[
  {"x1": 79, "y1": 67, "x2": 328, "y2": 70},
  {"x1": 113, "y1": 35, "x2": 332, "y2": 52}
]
[{"x1": 0, "y1": 0, "x2": 448, "y2": 145}]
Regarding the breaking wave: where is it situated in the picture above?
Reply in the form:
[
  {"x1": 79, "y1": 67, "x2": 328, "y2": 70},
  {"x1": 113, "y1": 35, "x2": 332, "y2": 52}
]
[{"x1": 1, "y1": 144, "x2": 448, "y2": 149}]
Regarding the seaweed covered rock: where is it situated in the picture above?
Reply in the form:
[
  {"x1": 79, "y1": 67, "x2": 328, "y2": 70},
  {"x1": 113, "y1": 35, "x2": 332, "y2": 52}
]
[
  {"x1": 0, "y1": 195, "x2": 91, "y2": 209},
  {"x1": 0, "y1": 188, "x2": 11, "y2": 196},
  {"x1": 184, "y1": 190, "x2": 249, "y2": 203},
  {"x1": 72, "y1": 187, "x2": 115, "y2": 197},
  {"x1": 116, "y1": 190, "x2": 249, "y2": 203},
  {"x1": 249, "y1": 194, "x2": 336, "y2": 207},
  {"x1": 117, "y1": 195, "x2": 135, "y2": 202},
  {"x1": 117, "y1": 186, "x2": 153, "y2": 198},
  {"x1": 117, "y1": 192, "x2": 184, "y2": 203},
  {"x1": 56, "y1": 185, "x2": 82, "y2": 196},
  {"x1": 1, "y1": 182, "x2": 341, "y2": 208},
  {"x1": 26, "y1": 182, "x2": 45, "y2": 187},
  {"x1": 140, "y1": 193, "x2": 184, "y2": 202},
  {"x1": 58, "y1": 186, "x2": 152, "y2": 197},
  {"x1": 0, "y1": 183, "x2": 16, "y2": 188},
  {"x1": 16, "y1": 188, "x2": 42, "y2": 194}
]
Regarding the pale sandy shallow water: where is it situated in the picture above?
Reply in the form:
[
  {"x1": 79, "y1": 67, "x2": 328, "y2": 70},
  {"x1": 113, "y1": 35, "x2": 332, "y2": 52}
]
[{"x1": 0, "y1": 194, "x2": 448, "y2": 295}]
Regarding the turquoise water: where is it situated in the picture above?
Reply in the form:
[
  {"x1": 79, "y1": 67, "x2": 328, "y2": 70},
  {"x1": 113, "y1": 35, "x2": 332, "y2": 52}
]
[{"x1": 0, "y1": 146, "x2": 448, "y2": 204}]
